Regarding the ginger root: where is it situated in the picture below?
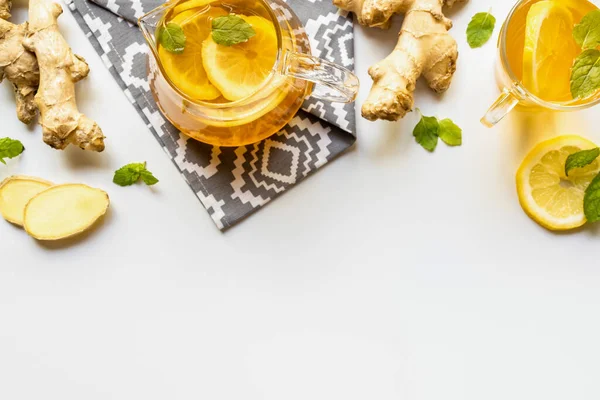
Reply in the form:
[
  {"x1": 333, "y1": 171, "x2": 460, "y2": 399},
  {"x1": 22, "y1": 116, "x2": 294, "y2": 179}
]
[
  {"x1": 0, "y1": 0, "x2": 10, "y2": 19},
  {"x1": 0, "y1": 19, "x2": 40, "y2": 124},
  {"x1": 334, "y1": 0, "x2": 466, "y2": 121},
  {"x1": 24, "y1": 0, "x2": 105, "y2": 151}
]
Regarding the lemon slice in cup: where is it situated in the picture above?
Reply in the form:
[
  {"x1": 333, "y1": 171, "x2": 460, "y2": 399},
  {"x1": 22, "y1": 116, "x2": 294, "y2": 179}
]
[
  {"x1": 522, "y1": 1, "x2": 578, "y2": 102},
  {"x1": 202, "y1": 15, "x2": 278, "y2": 101},
  {"x1": 516, "y1": 135, "x2": 600, "y2": 231},
  {"x1": 158, "y1": 8, "x2": 224, "y2": 101}
]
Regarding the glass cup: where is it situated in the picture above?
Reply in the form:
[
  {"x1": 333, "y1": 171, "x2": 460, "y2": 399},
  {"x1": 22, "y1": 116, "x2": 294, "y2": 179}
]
[
  {"x1": 139, "y1": 0, "x2": 359, "y2": 147},
  {"x1": 481, "y1": 0, "x2": 600, "y2": 128}
]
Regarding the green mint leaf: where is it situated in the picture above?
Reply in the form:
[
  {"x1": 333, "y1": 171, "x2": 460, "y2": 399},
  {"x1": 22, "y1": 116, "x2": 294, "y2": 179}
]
[
  {"x1": 573, "y1": 10, "x2": 600, "y2": 50},
  {"x1": 140, "y1": 170, "x2": 159, "y2": 186},
  {"x1": 159, "y1": 22, "x2": 186, "y2": 54},
  {"x1": 0, "y1": 137, "x2": 24, "y2": 165},
  {"x1": 113, "y1": 162, "x2": 159, "y2": 187},
  {"x1": 565, "y1": 147, "x2": 600, "y2": 176},
  {"x1": 113, "y1": 162, "x2": 144, "y2": 186},
  {"x1": 570, "y1": 49, "x2": 600, "y2": 99},
  {"x1": 584, "y1": 172, "x2": 600, "y2": 223},
  {"x1": 467, "y1": 12, "x2": 496, "y2": 48},
  {"x1": 438, "y1": 118, "x2": 462, "y2": 146},
  {"x1": 212, "y1": 14, "x2": 256, "y2": 46},
  {"x1": 413, "y1": 114, "x2": 439, "y2": 152}
]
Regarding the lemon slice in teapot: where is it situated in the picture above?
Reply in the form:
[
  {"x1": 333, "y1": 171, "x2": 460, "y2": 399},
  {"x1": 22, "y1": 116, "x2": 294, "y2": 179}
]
[{"x1": 202, "y1": 15, "x2": 278, "y2": 101}]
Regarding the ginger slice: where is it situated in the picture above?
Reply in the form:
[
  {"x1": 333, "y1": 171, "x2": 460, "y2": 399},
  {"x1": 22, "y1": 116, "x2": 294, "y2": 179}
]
[
  {"x1": 0, "y1": 19, "x2": 40, "y2": 124},
  {"x1": 333, "y1": 0, "x2": 466, "y2": 121},
  {"x1": 24, "y1": 184, "x2": 109, "y2": 240},
  {"x1": 0, "y1": 175, "x2": 52, "y2": 226},
  {"x1": 0, "y1": 0, "x2": 10, "y2": 19},
  {"x1": 23, "y1": 0, "x2": 105, "y2": 151}
]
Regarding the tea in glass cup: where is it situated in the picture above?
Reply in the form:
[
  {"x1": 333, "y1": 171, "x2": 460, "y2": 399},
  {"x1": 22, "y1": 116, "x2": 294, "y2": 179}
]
[{"x1": 482, "y1": 0, "x2": 600, "y2": 127}]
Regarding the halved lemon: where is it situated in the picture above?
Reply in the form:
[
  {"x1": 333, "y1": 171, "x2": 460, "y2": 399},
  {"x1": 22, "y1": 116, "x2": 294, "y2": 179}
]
[
  {"x1": 158, "y1": 8, "x2": 226, "y2": 100},
  {"x1": 522, "y1": 0, "x2": 578, "y2": 102},
  {"x1": 202, "y1": 15, "x2": 278, "y2": 101},
  {"x1": 517, "y1": 135, "x2": 600, "y2": 231}
]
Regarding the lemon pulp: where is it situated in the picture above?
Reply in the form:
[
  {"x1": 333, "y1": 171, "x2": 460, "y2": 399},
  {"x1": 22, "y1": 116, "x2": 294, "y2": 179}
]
[
  {"x1": 157, "y1": 7, "x2": 225, "y2": 101},
  {"x1": 202, "y1": 15, "x2": 278, "y2": 102},
  {"x1": 522, "y1": 0, "x2": 579, "y2": 102}
]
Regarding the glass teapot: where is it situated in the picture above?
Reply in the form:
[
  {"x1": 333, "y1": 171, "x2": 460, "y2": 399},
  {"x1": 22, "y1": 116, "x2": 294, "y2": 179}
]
[{"x1": 139, "y1": 0, "x2": 359, "y2": 147}]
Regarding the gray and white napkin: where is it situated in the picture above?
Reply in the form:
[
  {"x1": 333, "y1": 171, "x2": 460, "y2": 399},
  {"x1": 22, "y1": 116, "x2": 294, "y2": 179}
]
[{"x1": 66, "y1": 0, "x2": 355, "y2": 230}]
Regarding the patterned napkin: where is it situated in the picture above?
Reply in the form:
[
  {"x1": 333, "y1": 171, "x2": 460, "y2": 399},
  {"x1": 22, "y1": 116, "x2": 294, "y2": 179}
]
[{"x1": 66, "y1": 0, "x2": 355, "y2": 230}]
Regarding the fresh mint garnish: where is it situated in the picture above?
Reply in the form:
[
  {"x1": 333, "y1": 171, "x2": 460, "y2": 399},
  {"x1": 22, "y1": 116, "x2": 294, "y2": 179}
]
[
  {"x1": 413, "y1": 114, "x2": 439, "y2": 152},
  {"x1": 570, "y1": 11, "x2": 600, "y2": 100},
  {"x1": 438, "y1": 118, "x2": 462, "y2": 146},
  {"x1": 0, "y1": 137, "x2": 24, "y2": 165},
  {"x1": 573, "y1": 10, "x2": 600, "y2": 51},
  {"x1": 584, "y1": 172, "x2": 600, "y2": 223},
  {"x1": 212, "y1": 14, "x2": 256, "y2": 46},
  {"x1": 466, "y1": 11, "x2": 496, "y2": 48},
  {"x1": 565, "y1": 147, "x2": 600, "y2": 176},
  {"x1": 113, "y1": 162, "x2": 159, "y2": 187},
  {"x1": 570, "y1": 49, "x2": 600, "y2": 99},
  {"x1": 413, "y1": 111, "x2": 462, "y2": 152},
  {"x1": 159, "y1": 22, "x2": 186, "y2": 54}
]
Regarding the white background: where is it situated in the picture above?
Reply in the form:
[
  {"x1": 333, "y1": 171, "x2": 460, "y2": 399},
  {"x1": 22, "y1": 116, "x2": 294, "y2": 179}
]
[{"x1": 2, "y1": 0, "x2": 600, "y2": 399}]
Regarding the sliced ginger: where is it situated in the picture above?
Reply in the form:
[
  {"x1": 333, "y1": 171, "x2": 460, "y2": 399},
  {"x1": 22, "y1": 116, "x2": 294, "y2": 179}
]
[
  {"x1": 0, "y1": 175, "x2": 109, "y2": 241},
  {"x1": 23, "y1": 184, "x2": 109, "y2": 240},
  {"x1": 0, "y1": 175, "x2": 52, "y2": 226}
]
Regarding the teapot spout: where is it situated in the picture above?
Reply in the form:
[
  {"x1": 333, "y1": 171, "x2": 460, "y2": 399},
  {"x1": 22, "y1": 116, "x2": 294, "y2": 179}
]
[{"x1": 139, "y1": 3, "x2": 174, "y2": 53}]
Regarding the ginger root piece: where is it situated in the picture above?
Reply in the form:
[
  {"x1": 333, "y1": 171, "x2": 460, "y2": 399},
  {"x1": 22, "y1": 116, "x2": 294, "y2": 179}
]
[
  {"x1": 0, "y1": 19, "x2": 40, "y2": 124},
  {"x1": 24, "y1": 0, "x2": 105, "y2": 151},
  {"x1": 0, "y1": 175, "x2": 52, "y2": 226},
  {"x1": 0, "y1": 0, "x2": 10, "y2": 19},
  {"x1": 24, "y1": 183, "x2": 109, "y2": 240},
  {"x1": 333, "y1": 0, "x2": 466, "y2": 121}
]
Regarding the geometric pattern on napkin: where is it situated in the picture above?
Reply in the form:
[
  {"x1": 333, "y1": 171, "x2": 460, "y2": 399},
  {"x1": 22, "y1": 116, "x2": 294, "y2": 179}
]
[{"x1": 66, "y1": 0, "x2": 355, "y2": 230}]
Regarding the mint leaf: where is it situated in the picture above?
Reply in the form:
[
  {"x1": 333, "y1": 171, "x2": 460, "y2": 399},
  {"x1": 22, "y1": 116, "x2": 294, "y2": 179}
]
[
  {"x1": 584, "y1": 172, "x2": 600, "y2": 223},
  {"x1": 413, "y1": 114, "x2": 439, "y2": 152},
  {"x1": 140, "y1": 170, "x2": 159, "y2": 186},
  {"x1": 159, "y1": 22, "x2": 186, "y2": 54},
  {"x1": 438, "y1": 118, "x2": 462, "y2": 146},
  {"x1": 113, "y1": 162, "x2": 158, "y2": 187},
  {"x1": 570, "y1": 49, "x2": 600, "y2": 99},
  {"x1": 467, "y1": 12, "x2": 496, "y2": 48},
  {"x1": 212, "y1": 14, "x2": 256, "y2": 46},
  {"x1": 565, "y1": 147, "x2": 600, "y2": 176},
  {"x1": 0, "y1": 137, "x2": 24, "y2": 165},
  {"x1": 573, "y1": 10, "x2": 600, "y2": 50}
]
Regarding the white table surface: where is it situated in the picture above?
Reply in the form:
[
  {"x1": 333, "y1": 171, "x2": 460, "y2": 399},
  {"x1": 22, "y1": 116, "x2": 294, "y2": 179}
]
[{"x1": 2, "y1": 1, "x2": 600, "y2": 399}]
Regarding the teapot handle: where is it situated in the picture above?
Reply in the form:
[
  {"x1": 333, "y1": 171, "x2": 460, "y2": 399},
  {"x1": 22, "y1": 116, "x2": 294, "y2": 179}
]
[{"x1": 282, "y1": 51, "x2": 359, "y2": 104}]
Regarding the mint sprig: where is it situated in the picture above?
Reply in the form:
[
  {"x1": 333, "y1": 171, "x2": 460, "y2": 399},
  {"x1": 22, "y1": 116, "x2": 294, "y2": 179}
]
[
  {"x1": 413, "y1": 111, "x2": 462, "y2": 152},
  {"x1": 565, "y1": 147, "x2": 600, "y2": 176},
  {"x1": 571, "y1": 49, "x2": 600, "y2": 100},
  {"x1": 466, "y1": 11, "x2": 496, "y2": 48},
  {"x1": 159, "y1": 22, "x2": 186, "y2": 54},
  {"x1": 212, "y1": 14, "x2": 256, "y2": 46},
  {"x1": 570, "y1": 11, "x2": 600, "y2": 99},
  {"x1": 584, "y1": 173, "x2": 600, "y2": 223},
  {"x1": 0, "y1": 137, "x2": 24, "y2": 165},
  {"x1": 113, "y1": 162, "x2": 159, "y2": 187},
  {"x1": 573, "y1": 10, "x2": 600, "y2": 51}
]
